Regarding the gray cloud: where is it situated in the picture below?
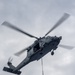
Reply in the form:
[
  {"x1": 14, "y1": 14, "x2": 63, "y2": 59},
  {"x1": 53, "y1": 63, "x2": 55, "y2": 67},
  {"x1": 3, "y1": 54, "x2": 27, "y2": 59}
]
[{"x1": 0, "y1": 0, "x2": 75, "y2": 75}]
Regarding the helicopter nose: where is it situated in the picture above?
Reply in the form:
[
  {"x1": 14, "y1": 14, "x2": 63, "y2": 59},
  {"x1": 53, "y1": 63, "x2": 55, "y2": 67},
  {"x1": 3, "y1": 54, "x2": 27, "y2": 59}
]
[{"x1": 59, "y1": 36, "x2": 62, "y2": 40}]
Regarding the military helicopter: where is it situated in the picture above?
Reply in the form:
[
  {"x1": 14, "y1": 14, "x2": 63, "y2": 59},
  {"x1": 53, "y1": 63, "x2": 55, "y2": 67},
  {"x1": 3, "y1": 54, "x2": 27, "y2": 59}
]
[{"x1": 2, "y1": 13, "x2": 74, "y2": 75}]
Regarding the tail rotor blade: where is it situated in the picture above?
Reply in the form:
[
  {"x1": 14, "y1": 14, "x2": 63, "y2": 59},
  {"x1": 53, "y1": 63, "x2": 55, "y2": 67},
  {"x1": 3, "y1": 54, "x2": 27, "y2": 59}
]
[
  {"x1": 45, "y1": 13, "x2": 70, "y2": 36},
  {"x1": 59, "y1": 44, "x2": 74, "y2": 50},
  {"x1": 2, "y1": 21, "x2": 38, "y2": 39}
]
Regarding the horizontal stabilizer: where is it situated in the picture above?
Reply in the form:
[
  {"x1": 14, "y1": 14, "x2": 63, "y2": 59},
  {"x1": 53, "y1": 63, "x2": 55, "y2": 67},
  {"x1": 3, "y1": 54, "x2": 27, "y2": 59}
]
[{"x1": 3, "y1": 67, "x2": 21, "y2": 75}]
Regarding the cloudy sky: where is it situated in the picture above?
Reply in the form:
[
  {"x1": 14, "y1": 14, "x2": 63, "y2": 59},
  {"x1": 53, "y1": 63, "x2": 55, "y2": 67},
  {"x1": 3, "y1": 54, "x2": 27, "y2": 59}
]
[{"x1": 0, "y1": 0, "x2": 75, "y2": 75}]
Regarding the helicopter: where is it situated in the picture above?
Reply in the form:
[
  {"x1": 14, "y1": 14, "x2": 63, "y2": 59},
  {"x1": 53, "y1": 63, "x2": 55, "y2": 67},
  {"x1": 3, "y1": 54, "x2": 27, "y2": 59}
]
[{"x1": 2, "y1": 13, "x2": 74, "y2": 75}]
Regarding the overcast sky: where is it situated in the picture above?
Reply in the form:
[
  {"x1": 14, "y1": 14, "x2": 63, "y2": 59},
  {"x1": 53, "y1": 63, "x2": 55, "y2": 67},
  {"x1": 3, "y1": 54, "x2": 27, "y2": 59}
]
[{"x1": 0, "y1": 0, "x2": 75, "y2": 75}]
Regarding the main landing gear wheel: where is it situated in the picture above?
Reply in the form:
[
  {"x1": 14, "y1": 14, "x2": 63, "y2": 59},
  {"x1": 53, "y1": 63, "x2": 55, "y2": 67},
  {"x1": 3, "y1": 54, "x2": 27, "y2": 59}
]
[{"x1": 51, "y1": 51, "x2": 54, "y2": 55}]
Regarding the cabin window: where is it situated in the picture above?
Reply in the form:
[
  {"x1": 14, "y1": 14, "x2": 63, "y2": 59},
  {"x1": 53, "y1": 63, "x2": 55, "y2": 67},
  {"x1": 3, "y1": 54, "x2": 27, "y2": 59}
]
[{"x1": 34, "y1": 43, "x2": 40, "y2": 52}]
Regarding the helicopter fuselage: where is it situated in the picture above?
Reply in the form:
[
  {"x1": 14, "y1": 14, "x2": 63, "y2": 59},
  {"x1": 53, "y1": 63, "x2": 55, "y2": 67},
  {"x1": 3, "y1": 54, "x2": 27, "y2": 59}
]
[
  {"x1": 30, "y1": 36, "x2": 62, "y2": 61},
  {"x1": 12, "y1": 36, "x2": 62, "y2": 72}
]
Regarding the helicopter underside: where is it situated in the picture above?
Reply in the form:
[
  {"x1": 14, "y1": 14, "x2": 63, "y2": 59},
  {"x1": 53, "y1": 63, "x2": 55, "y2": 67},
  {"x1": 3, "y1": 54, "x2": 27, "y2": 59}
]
[{"x1": 30, "y1": 41, "x2": 59, "y2": 61}]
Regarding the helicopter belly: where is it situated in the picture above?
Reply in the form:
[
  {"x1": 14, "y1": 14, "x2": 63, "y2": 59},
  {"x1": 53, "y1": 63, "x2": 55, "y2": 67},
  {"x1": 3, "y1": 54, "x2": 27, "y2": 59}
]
[
  {"x1": 30, "y1": 43, "x2": 54, "y2": 61},
  {"x1": 36, "y1": 46, "x2": 51, "y2": 60}
]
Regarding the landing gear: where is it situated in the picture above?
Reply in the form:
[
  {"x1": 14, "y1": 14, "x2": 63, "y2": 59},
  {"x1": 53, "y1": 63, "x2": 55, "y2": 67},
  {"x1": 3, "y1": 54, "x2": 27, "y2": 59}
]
[{"x1": 51, "y1": 51, "x2": 54, "y2": 55}]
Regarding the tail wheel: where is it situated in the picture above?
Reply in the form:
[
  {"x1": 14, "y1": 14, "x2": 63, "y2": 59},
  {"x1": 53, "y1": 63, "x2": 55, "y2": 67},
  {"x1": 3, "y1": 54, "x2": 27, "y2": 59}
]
[{"x1": 51, "y1": 51, "x2": 54, "y2": 55}]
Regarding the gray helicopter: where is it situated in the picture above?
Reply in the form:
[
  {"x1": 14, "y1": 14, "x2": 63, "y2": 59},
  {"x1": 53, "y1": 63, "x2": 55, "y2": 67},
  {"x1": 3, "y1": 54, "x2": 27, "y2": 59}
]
[{"x1": 2, "y1": 13, "x2": 74, "y2": 75}]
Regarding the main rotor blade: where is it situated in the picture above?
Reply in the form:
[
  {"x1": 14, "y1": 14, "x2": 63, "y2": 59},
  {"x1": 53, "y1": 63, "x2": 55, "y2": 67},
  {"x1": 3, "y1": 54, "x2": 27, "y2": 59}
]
[
  {"x1": 14, "y1": 48, "x2": 28, "y2": 56},
  {"x1": 45, "y1": 13, "x2": 70, "y2": 36},
  {"x1": 59, "y1": 44, "x2": 74, "y2": 50},
  {"x1": 2, "y1": 21, "x2": 38, "y2": 39},
  {"x1": 14, "y1": 43, "x2": 34, "y2": 56}
]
